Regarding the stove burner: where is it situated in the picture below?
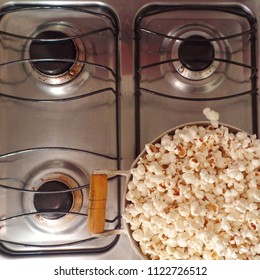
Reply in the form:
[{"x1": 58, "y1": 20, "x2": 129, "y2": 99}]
[
  {"x1": 33, "y1": 181, "x2": 73, "y2": 220},
  {"x1": 29, "y1": 31, "x2": 76, "y2": 76},
  {"x1": 178, "y1": 35, "x2": 214, "y2": 72},
  {"x1": 171, "y1": 30, "x2": 220, "y2": 81}
]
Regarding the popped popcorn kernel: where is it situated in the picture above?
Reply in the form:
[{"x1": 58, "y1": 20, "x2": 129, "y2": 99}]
[
  {"x1": 203, "y1": 107, "x2": 219, "y2": 128},
  {"x1": 124, "y1": 108, "x2": 260, "y2": 260}
]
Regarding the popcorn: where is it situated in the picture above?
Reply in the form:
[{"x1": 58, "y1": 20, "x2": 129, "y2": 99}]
[
  {"x1": 178, "y1": 203, "x2": 190, "y2": 217},
  {"x1": 124, "y1": 108, "x2": 260, "y2": 260},
  {"x1": 182, "y1": 171, "x2": 197, "y2": 185},
  {"x1": 177, "y1": 231, "x2": 190, "y2": 245},
  {"x1": 200, "y1": 169, "x2": 216, "y2": 183},
  {"x1": 225, "y1": 166, "x2": 244, "y2": 181},
  {"x1": 142, "y1": 200, "x2": 157, "y2": 216},
  {"x1": 172, "y1": 247, "x2": 186, "y2": 259},
  {"x1": 203, "y1": 107, "x2": 219, "y2": 128},
  {"x1": 132, "y1": 229, "x2": 144, "y2": 242},
  {"x1": 136, "y1": 181, "x2": 148, "y2": 197}
]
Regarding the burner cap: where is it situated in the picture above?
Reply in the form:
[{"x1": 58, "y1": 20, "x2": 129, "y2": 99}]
[
  {"x1": 33, "y1": 181, "x2": 73, "y2": 220},
  {"x1": 178, "y1": 35, "x2": 214, "y2": 72},
  {"x1": 29, "y1": 30, "x2": 76, "y2": 76}
]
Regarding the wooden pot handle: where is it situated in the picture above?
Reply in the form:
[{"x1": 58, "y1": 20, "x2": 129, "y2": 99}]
[{"x1": 88, "y1": 174, "x2": 108, "y2": 234}]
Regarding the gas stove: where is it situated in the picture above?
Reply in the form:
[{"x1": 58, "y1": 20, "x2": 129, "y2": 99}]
[{"x1": 0, "y1": 0, "x2": 259, "y2": 260}]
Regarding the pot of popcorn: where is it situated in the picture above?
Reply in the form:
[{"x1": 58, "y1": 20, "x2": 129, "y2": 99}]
[{"x1": 88, "y1": 108, "x2": 260, "y2": 260}]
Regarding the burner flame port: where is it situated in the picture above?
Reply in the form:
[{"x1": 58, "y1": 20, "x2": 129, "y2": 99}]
[
  {"x1": 28, "y1": 27, "x2": 85, "y2": 85},
  {"x1": 178, "y1": 35, "x2": 215, "y2": 72},
  {"x1": 29, "y1": 31, "x2": 77, "y2": 76},
  {"x1": 33, "y1": 180, "x2": 73, "y2": 220}
]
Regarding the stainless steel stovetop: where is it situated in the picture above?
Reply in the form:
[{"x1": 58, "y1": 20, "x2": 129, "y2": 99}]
[{"x1": 0, "y1": 0, "x2": 259, "y2": 260}]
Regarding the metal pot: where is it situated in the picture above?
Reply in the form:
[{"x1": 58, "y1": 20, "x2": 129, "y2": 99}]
[{"x1": 87, "y1": 121, "x2": 248, "y2": 259}]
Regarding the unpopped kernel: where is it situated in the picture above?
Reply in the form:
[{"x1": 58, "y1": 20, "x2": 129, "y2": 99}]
[{"x1": 124, "y1": 108, "x2": 260, "y2": 260}]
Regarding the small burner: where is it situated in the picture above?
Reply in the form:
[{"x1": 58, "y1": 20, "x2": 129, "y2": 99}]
[
  {"x1": 33, "y1": 181, "x2": 73, "y2": 220},
  {"x1": 178, "y1": 35, "x2": 214, "y2": 71},
  {"x1": 29, "y1": 30, "x2": 76, "y2": 76}
]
